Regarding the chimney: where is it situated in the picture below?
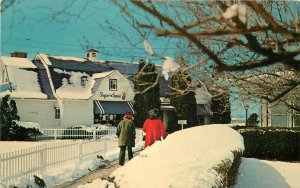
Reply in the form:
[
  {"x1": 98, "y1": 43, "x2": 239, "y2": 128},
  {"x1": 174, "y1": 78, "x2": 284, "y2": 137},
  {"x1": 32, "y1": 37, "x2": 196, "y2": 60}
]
[
  {"x1": 10, "y1": 51, "x2": 28, "y2": 58},
  {"x1": 85, "y1": 49, "x2": 99, "y2": 61}
]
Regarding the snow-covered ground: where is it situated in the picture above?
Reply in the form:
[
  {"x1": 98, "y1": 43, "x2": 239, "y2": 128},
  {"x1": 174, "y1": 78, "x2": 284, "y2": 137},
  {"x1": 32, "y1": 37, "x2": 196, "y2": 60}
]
[
  {"x1": 80, "y1": 124, "x2": 244, "y2": 188},
  {"x1": 235, "y1": 158, "x2": 300, "y2": 188},
  {"x1": 1, "y1": 124, "x2": 299, "y2": 188},
  {"x1": 0, "y1": 135, "x2": 144, "y2": 188}
]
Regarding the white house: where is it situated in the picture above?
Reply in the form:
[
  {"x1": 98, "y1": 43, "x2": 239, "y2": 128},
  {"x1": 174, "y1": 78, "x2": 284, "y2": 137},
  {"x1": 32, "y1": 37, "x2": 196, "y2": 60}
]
[
  {"x1": 0, "y1": 50, "x2": 212, "y2": 130},
  {"x1": 0, "y1": 52, "x2": 135, "y2": 128},
  {"x1": 261, "y1": 100, "x2": 300, "y2": 127}
]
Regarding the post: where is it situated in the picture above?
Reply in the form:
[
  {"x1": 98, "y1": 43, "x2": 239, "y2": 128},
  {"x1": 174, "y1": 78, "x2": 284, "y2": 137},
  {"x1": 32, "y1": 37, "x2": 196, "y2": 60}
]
[
  {"x1": 244, "y1": 105, "x2": 249, "y2": 126},
  {"x1": 54, "y1": 129, "x2": 57, "y2": 140},
  {"x1": 40, "y1": 145, "x2": 46, "y2": 174},
  {"x1": 178, "y1": 120, "x2": 187, "y2": 130},
  {"x1": 93, "y1": 128, "x2": 96, "y2": 140},
  {"x1": 79, "y1": 140, "x2": 83, "y2": 162},
  {"x1": 297, "y1": 134, "x2": 300, "y2": 160},
  {"x1": 104, "y1": 138, "x2": 108, "y2": 158},
  {"x1": 243, "y1": 93, "x2": 249, "y2": 126},
  {"x1": 246, "y1": 108, "x2": 248, "y2": 124}
]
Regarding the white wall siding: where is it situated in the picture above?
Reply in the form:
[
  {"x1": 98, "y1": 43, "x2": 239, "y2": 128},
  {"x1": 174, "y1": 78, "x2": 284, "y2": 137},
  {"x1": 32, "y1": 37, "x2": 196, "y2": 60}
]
[
  {"x1": 15, "y1": 99, "x2": 56, "y2": 128},
  {"x1": 61, "y1": 100, "x2": 93, "y2": 127},
  {"x1": 90, "y1": 71, "x2": 134, "y2": 101}
]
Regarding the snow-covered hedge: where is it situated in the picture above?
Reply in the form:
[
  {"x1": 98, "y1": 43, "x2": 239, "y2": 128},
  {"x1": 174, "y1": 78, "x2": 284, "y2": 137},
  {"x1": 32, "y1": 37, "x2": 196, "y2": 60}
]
[
  {"x1": 104, "y1": 124, "x2": 244, "y2": 188},
  {"x1": 235, "y1": 127, "x2": 300, "y2": 161}
]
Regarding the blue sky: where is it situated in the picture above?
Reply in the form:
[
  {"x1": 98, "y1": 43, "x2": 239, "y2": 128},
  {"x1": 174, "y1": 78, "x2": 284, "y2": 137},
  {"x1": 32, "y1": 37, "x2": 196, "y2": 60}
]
[
  {"x1": 1, "y1": 0, "x2": 257, "y2": 120},
  {"x1": 1, "y1": 0, "x2": 178, "y2": 61}
]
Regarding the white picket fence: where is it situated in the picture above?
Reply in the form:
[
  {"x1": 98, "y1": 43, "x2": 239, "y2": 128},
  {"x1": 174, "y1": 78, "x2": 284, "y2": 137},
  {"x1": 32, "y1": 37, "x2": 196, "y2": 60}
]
[
  {"x1": 0, "y1": 127, "x2": 143, "y2": 186},
  {"x1": 0, "y1": 126, "x2": 119, "y2": 186},
  {"x1": 0, "y1": 138, "x2": 114, "y2": 186},
  {"x1": 41, "y1": 125, "x2": 117, "y2": 140}
]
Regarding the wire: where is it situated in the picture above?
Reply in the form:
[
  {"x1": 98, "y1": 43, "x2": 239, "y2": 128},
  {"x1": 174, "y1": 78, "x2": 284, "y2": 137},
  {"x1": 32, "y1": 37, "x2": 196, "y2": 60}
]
[{"x1": 4, "y1": 37, "x2": 182, "y2": 50}]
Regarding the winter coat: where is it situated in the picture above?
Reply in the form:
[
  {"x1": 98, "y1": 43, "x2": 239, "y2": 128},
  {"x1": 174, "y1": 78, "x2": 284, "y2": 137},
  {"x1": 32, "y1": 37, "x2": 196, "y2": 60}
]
[
  {"x1": 117, "y1": 117, "x2": 135, "y2": 147},
  {"x1": 143, "y1": 118, "x2": 167, "y2": 148}
]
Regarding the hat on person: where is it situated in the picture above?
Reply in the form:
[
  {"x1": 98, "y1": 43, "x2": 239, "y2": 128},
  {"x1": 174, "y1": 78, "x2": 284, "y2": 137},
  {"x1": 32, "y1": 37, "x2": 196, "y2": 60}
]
[
  {"x1": 124, "y1": 112, "x2": 133, "y2": 119},
  {"x1": 148, "y1": 108, "x2": 159, "y2": 119}
]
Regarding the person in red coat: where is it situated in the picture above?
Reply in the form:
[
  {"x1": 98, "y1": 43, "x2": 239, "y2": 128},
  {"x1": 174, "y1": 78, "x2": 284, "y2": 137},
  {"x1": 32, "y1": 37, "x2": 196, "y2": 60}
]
[{"x1": 143, "y1": 108, "x2": 167, "y2": 148}]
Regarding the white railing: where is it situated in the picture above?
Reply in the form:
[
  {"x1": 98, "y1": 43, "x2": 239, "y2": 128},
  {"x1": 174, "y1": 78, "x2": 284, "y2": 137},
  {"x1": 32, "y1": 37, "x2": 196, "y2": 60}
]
[
  {"x1": 41, "y1": 126, "x2": 117, "y2": 140},
  {"x1": 0, "y1": 139, "x2": 114, "y2": 186},
  {"x1": 0, "y1": 128, "x2": 143, "y2": 186}
]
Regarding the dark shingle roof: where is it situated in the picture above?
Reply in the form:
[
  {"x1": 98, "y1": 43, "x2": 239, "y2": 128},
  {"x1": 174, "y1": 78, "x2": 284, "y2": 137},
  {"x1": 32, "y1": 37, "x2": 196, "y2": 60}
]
[
  {"x1": 48, "y1": 57, "x2": 114, "y2": 73},
  {"x1": 105, "y1": 61, "x2": 139, "y2": 75},
  {"x1": 45, "y1": 56, "x2": 172, "y2": 97},
  {"x1": 32, "y1": 60, "x2": 56, "y2": 99}
]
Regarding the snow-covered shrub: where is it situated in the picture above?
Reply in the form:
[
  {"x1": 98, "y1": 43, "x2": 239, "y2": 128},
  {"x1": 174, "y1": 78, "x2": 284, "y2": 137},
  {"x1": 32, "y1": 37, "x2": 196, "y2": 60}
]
[
  {"x1": 236, "y1": 127, "x2": 300, "y2": 161},
  {"x1": 213, "y1": 150, "x2": 243, "y2": 188},
  {"x1": 107, "y1": 125, "x2": 244, "y2": 188}
]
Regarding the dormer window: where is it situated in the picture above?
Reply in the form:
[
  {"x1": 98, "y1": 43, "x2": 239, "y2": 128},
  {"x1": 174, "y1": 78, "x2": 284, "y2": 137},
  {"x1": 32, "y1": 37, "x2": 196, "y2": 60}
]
[
  {"x1": 81, "y1": 76, "x2": 88, "y2": 87},
  {"x1": 109, "y1": 79, "x2": 117, "y2": 91}
]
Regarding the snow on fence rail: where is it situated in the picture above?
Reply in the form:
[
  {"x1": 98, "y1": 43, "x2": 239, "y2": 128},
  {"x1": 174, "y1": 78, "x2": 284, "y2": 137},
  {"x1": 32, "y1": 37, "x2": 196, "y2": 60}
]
[
  {"x1": 0, "y1": 128, "x2": 143, "y2": 186},
  {"x1": 0, "y1": 139, "x2": 113, "y2": 186},
  {"x1": 0, "y1": 128, "x2": 118, "y2": 187},
  {"x1": 41, "y1": 126, "x2": 117, "y2": 140}
]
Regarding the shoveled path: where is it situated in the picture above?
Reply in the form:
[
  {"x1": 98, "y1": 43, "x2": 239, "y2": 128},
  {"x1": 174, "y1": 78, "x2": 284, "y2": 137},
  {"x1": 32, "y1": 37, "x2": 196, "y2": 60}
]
[{"x1": 54, "y1": 152, "x2": 141, "y2": 188}]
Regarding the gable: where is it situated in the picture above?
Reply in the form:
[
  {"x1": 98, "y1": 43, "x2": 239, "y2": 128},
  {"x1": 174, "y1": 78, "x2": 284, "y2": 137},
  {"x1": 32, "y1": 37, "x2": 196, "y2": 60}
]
[
  {"x1": 2, "y1": 66, "x2": 47, "y2": 99},
  {"x1": 0, "y1": 56, "x2": 49, "y2": 99},
  {"x1": 90, "y1": 70, "x2": 134, "y2": 101}
]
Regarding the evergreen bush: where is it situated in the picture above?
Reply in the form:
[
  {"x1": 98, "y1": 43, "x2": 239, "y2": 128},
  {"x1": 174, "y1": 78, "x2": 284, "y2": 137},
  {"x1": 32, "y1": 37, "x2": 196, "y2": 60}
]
[
  {"x1": 0, "y1": 95, "x2": 42, "y2": 141},
  {"x1": 246, "y1": 113, "x2": 259, "y2": 127},
  {"x1": 170, "y1": 70, "x2": 198, "y2": 127},
  {"x1": 234, "y1": 127, "x2": 300, "y2": 161},
  {"x1": 211, "y1": 91, "x2": 231, "y2": 124},
  {"x1": 133, "y1": 59, "x2": 161, "y2": 128}
]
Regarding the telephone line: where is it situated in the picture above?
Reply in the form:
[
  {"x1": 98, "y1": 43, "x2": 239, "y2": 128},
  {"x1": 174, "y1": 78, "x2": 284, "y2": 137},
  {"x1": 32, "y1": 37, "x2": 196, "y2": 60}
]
[{"x1": 5, "y1": 37, "x2": 182, "y2": 50}]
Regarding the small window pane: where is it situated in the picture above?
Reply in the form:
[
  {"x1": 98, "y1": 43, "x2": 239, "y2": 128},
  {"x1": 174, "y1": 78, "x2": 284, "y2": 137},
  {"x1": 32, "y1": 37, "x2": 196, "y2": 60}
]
[
  {"x1": 54, "y1": 107, "x2": 60, "y2": 119},
  {"x1": 109, "y1": 79, "x2": 117, "y2": 90}
]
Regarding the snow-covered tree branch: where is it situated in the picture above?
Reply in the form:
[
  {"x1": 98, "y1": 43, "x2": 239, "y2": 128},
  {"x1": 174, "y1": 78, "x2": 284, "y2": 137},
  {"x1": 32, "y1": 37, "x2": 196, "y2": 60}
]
[{"x1": 113, "y1": 0, "x2": 300, "y2": 110}]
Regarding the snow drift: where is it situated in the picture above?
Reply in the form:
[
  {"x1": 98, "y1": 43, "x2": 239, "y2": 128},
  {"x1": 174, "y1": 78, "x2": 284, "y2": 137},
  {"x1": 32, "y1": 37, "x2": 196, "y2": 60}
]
[{"x1": 108, "y1": 124, "x2": 244, "y2": 188}]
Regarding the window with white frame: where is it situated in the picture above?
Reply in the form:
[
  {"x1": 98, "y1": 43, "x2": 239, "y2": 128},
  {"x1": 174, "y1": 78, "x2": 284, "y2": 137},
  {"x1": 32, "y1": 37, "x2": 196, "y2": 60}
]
[
  {"x1": 109, "y1": 79, "x2": 117, "y2": 90},
  {"x1": 54, "y1": 107, "x2": 60, "y2": 119}
]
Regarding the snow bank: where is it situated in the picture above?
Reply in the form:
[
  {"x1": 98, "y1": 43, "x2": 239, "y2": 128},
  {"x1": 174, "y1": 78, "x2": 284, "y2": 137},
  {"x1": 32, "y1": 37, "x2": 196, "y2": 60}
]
[
  {"x1": 235, "y1": 158, "x2": 300, "y2": 188},
  {"x1": 92, "y1": 124, "x2": 244, "y2": 188},
  {"x1": 14, "y1": 121, "x2": 41, "y2": 130},
  {"x1": 0, "y1": 130, "x2": 144, "y2": 188}
]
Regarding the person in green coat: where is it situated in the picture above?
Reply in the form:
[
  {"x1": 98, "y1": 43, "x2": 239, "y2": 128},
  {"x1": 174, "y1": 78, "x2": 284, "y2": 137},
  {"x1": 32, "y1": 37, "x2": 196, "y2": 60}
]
[{"x1": 116, "y1": 112, "x2": 136, "y2": 166}]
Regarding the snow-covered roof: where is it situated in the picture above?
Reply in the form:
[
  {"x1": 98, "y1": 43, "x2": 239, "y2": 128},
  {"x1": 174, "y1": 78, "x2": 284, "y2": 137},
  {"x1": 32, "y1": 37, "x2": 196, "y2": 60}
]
[
  {"x1": 55, "y1": 69, "x2": 95, "y2": 99},
  {"x1": 92, "y1": 71, "x2": 114, "y2": 79},
  {"x1": 0, "y1": 66, "x2": 47, "y2": 99},
  {"x1": 49, "y1": 55, "x2": 87, "y2": 62},
  {"x1": 0, "y1": 56, "x2": 36, "y2": 68},
  {"x1": 53, "y1": 69, "x2": 117, "y2": 99}
]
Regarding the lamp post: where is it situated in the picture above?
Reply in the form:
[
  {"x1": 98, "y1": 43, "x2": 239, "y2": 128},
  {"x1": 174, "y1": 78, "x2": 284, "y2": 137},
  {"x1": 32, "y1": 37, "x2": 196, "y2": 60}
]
[{"x1": 244, "y1": 104, "x2": 249, "y2": 125}]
